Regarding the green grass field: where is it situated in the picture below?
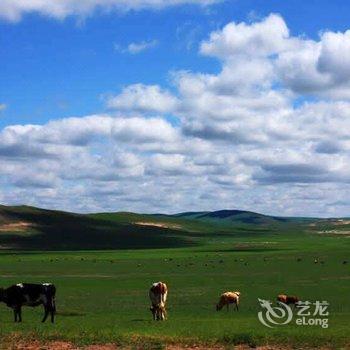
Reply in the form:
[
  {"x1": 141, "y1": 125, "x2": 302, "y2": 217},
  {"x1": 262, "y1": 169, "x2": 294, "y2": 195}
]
[{"x1": 0, "y1": 206, "x2": 349, "y2": 348}]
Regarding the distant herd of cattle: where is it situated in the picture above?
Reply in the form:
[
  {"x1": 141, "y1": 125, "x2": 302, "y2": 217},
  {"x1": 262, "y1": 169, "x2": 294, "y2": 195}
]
[{"x1": 0, "y1": 282, "x2": 299, "y2": 322}]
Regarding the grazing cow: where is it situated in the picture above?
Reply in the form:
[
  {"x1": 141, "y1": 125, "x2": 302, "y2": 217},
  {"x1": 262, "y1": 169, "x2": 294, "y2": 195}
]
[
  {"x1": 277, "y1": 294, "x2": 299, "y2": 306},
  {"x1": 0, "y1": 283, "x2": 56, "y2": 323},
  {"x1": 216, "y1": 291, "x2": 240, "y2": 311},
  {"x1": 149, "y1": 282, "x2": 168, "y2": 320}
]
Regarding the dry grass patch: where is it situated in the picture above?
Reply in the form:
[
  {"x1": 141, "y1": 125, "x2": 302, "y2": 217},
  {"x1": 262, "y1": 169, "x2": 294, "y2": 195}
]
[
  {"x1": 134, "y1": 222, "x2": 182, "y2": 230},
  {"x1": 0, "y1": 221, "x2": 33, "y2": 233}
]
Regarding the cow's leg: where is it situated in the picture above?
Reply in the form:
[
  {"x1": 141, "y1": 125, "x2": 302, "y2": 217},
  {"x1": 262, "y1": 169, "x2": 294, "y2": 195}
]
[
  {"x1": 42, "y1": 305, "x2": 49, "y2": 323},
  {"x1": 45, "y1": 302, "x2": 55, "y2": 323},
  {"x1": 236, "y1": 303, "x2": 239, "y2": 311},
  {"x1": 14, "y1": 306, "x2": 22, "y2": 322},
  {"x1": 18, "y1": 307, "x2": 22, "y2": 322},
  {"x1": 150, "y1": 306, "x2": 156, "y2": 320},
  {"x1": 50, "y1": 307, "x2": 55, "y2": 323},
  {"x1": 226, "y1": 304, "x2": 229, "y2": 312},
  {"x1": 50, "y1": 297, "x2": 56, "y2": 323}
]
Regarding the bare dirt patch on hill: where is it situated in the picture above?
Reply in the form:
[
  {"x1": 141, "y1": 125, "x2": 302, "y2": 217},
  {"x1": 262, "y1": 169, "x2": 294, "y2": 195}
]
[
  {"x1": 0, "y1": 221, "x2": 33, "y2": 232},
  {"x1": 134, "y1": 221, "x2": 182, "y2": 230}
]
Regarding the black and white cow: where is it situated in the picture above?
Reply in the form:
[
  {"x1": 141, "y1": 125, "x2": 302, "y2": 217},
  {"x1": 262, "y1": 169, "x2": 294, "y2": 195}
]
[{"x1": 0, "y1": 283, "x2": 56, "y2": 323}]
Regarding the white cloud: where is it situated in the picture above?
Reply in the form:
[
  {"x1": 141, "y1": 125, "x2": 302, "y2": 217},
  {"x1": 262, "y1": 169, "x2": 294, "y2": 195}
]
[
  {"x1": 115, "y1": 40, "x2": 158, "y2": 54},
  {"x1": 277, "y1": 30, "x2": 350, "y2": 97},
  {"x1": 199, "y1": 13, "x2": 350, "y2": 98},
  {"x1": 0, "y1": 104, "x2": 6, "y2": 111},
  {"x1": 0, "y1": 114, "x2": 181, "y2": 149},
  {"x1": 2, "y1": 13, "x2": 350, "y2": 216},
  {"x1": 0, "y1": 0, "x2": 221, "y2": 22},
  {"x1": 107, "y1": 84, "x2": 179, "y2": 114},
  {"x1": 317, "y1": 31, "x2": 350, "y2": 82},
  {"x1": 200, "y1": 13, "x2": 291, "y2": 59}
]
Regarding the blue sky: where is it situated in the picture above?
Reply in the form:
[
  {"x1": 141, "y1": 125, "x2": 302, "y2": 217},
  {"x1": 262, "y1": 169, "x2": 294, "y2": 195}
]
[
  {"x1": 2, "y1": 0, "x2": 350, "y2": 126},
  {"x1": 0, "y1": 0, "x2": 349, "y2": 216}
]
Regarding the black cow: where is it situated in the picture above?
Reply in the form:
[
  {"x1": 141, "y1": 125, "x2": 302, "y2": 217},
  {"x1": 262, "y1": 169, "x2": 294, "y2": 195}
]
[{"x1": 0, "y1": 283, "x2": 56, "y2": 323}]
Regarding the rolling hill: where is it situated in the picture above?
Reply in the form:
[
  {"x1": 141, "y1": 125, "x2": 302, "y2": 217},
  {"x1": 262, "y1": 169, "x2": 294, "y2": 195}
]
[
  {"x1": 0, "y1": 204, "x2": 341, "y2": 250},
  {"x1": 175, "y1": 209, "x2": 303, "y2": 224}
]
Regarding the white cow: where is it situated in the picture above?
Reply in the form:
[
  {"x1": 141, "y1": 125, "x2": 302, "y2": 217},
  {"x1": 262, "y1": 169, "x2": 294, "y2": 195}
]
[{"x1": 149, "y1": 282, "x2": 168, "y2": 320}]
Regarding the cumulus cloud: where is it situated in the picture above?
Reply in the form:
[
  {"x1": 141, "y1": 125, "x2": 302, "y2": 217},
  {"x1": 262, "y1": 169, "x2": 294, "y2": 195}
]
[
  {"x1": 107, "y1": 84, "x2": 179, "y2": 114},
  {"x1": 0, "y1": 115, "x2": 181, "y2": 149},
  {"x1": 199, "y1": 13, "x2": 350, "y2": 98},
  {"x1": 2, "y1": 13, "x2": 350, "y2": 216},
  {"x1": 277, "y1": 30, "x2": 350, "y2": 96},
  {"x1": 200, "y1": 13, "x2": 291, "y2": 59},
  {"x1": 0, "y1": 0, "x2": 221, "y2": 22}
]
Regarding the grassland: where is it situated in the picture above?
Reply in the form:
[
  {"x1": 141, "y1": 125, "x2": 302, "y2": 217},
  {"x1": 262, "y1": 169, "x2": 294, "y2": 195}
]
[{"x1": 0, "y1": 206, "x2": 349, "y2": 348}]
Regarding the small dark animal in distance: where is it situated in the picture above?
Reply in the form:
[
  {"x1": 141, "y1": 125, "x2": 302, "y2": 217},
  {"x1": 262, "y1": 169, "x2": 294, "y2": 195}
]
[{"x1": 277, "y1": 294, "x2": 299, "y2": 306}]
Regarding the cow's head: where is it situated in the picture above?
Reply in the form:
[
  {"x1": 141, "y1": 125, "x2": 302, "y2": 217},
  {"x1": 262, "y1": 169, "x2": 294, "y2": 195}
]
[{"x1": 277, "y1": 294, "x2": 287, "y2": 303}]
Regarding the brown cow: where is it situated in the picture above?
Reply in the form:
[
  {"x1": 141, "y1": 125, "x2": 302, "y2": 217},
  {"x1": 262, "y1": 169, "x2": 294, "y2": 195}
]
[
  {"x1": 277, "y1": 294, "x2": 299, "y2": 306},
  {"x1": 149, "y1": 282, "x2": 168, "y2": 320},
  {"x1": 216, "y1": 291, "x2": 240, "y2": 311}
]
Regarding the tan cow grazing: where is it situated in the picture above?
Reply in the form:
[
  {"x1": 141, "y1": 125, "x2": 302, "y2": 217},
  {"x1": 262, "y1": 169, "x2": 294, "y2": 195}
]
[
  {"x1": 277, "y1": 294, "x2": 299, "y2": 306},
  {"x1": 149, "y1": 282, "x2": 168, "y2": 320},
  {"x1": 216, "y1": 291, "x2": 240, "y2": 311}
]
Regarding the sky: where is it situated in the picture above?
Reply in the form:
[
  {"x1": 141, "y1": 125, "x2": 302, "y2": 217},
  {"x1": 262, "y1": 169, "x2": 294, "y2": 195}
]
[{"x1": 0, "y1": 0, "x2": 349, "y2": 217}]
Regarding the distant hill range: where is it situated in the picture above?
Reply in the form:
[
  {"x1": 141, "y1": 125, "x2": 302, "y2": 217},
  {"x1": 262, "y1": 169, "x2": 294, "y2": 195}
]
[
  {"x1": 174, "y1": 209, "x2": 308, "y2": 224},
  {"x1": 0, "y1": 204, "x2": 344, "y2": 251}
]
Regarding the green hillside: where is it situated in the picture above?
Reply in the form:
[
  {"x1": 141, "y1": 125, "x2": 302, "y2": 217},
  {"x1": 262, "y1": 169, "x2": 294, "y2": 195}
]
[
  {"x1": 175, "y1": 209, "x2": 312, "y2": 224},
  {"x1": 0, "y1": 205, "x2": 194, "y2": 250},
  {"x1": 0, "y1": 204, "x2": 345, "y2": 250}
]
